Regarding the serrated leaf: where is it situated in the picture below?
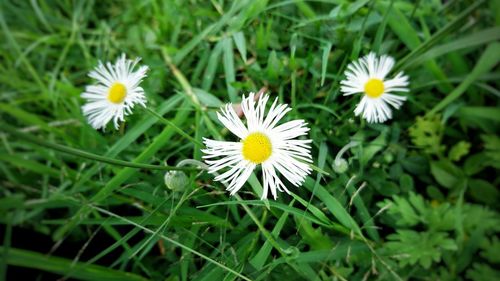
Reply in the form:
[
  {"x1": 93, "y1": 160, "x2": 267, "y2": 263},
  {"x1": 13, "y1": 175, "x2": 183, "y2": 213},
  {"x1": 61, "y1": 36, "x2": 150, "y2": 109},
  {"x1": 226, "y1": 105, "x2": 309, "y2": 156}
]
[
  {"x1": 448, "y1": 141, "x2": 471, "y2": 161},
  {"x1": 386, "y1": 230, "x2": 457, "y2": 269},
  {"x1": 466, "y1": 263, "x2": 500, "y2": 281},
  {"x1": 480, "y1": 237, "x2": 500, "y2": 264},
  {"x1": 482, "y1": 134, "x2": 500, "y2": 162},
  {"x1": 409, "y1": 115, "x2": 445, "y2": 155},
  {"x1": 463, "y1": 204, "x2": 500, "y2": 233},
  {"x1": 378, "y1": 192, "x2": 456, "y2": 231},
  {"x1": 408, "y1": 192, "x2": 426, "y2": 215},
  {"x1": 296, "y1": 218, "x2": 334, "y2": 251},
  {"x1": 427, "y1": 203, "x2": 456, "y2": 231},
  {"x1": 378, "y1": 194, "x2": 419, "y2": 227}
]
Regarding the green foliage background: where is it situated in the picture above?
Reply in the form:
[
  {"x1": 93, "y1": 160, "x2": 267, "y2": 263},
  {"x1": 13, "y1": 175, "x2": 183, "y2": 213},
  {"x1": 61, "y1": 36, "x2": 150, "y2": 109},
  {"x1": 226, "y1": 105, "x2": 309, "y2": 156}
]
[{"x1": 1, "y1": 0, "x2": 499, "y2": 280}]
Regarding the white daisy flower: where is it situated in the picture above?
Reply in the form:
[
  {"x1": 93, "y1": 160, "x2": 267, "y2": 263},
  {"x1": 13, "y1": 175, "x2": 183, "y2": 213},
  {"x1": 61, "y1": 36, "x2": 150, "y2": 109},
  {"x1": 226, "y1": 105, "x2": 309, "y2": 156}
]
[
  {"x1": 202, "y1": 93, "x2": 313, "y2": 200},
  {"x1": 81, "y1": 54, "x2": 149, "y2": 130},
  {"x1": 340, "y1": 52, "x2": 409, "y2": 123}
]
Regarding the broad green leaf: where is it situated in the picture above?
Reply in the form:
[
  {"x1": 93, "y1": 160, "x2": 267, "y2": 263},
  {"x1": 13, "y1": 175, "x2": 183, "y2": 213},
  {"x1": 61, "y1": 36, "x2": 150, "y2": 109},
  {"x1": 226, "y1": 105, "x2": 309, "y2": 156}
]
[
  {"x1": 430, "y1": 159, "x2": 464, "y2": 189},
  {"x1": 357, "y1": 131, "x2": 387, "y2": 166},
  {"x1": 464, "y1": 153, "x2": 489, "y2": 176},
  {"x1": 469, "y1": 179, "x2": 499, "y2": 205}
]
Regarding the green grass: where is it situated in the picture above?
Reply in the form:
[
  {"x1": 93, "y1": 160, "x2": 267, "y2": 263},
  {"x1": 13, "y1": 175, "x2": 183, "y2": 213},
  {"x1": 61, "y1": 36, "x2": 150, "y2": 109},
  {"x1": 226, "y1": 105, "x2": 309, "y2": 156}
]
[{"x1": 1, "y1": 0, "x2": 499, "y2": 280}]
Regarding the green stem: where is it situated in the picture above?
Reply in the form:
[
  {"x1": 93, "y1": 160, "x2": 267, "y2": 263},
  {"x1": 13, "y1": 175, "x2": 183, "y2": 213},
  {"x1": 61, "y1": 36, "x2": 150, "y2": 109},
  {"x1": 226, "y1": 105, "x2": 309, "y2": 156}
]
[
  {"x1": 144, "y1": 107, "x2": 203, "y2": 146},
  {"x1": 1, "y1": 124, "x2": 196, "y2": 171}
]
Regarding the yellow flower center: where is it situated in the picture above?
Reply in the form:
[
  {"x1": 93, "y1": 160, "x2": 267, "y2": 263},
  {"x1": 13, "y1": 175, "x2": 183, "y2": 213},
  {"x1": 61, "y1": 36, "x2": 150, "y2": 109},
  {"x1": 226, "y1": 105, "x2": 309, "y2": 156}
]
[
  {"x1": 364, "y1": 78, "x2": 385, "y2": 98},
  {"x1": 107, "y1": 83, "x2": 127, "y2": 104},
  {"x1": 242, "y1": 132, "x2": 272, "y2": 164}
]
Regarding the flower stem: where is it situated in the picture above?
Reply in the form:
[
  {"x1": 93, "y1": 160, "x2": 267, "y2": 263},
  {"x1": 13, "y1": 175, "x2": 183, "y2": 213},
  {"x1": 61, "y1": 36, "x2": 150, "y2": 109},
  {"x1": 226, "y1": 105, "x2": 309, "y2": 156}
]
[
  {"x1": 1, "y1": 124, "x2": 197, "y2": 171},
  {"x1": 335, "y1": 140, "x2": 359, "y2": 163}
]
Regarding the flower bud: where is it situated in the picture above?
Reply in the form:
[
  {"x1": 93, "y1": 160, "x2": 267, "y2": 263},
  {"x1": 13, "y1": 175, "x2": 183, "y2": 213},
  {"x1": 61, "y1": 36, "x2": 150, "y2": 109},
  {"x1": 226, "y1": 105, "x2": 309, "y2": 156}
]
[
  {"x1": 164, "y1": 171, "x2": 188, "y2": 191},
  {"x1": 384, "y1": 152, "x2": 394, "y2": 163},
  {"x1": 333, "y1": 140, "x2": 358, "y2": 174},
  {"x1": 333, "y1": 158, "x2": 348, "y2": 173}
]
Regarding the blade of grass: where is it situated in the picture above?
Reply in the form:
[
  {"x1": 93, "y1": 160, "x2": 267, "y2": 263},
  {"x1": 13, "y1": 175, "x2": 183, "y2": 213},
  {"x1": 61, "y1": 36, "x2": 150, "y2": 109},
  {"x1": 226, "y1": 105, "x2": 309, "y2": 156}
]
[
  {"x1": 458, "y1": 106, "x2": 500, "y2": 123},
  {"x1": 380, "y1": 2, "x2": 452, "y2": 91},
  {"x1": 344, "y1": 175, "x2": 380, "y2": 241},
  {"x1": 320, "y1": 43, "x2": 332, "y2": 87},
  {"x1": 234, "y1": 194, "x2": 311, "y2": 279},
  {"x1": 162, "y1": 49, "x2": 222, "y2": 140},
  {"x1": 406, "y1": 26, "x2": 500, "y2": 67},
  {"x1": 0, "y1": 153, "x2": 61, "y2": 178},
  {"x1": 202, "y1": 41, "x2": 224, "y2": 91},
  {"x1": 172, "y1": 0, "x2": 250, "y2": 64},
  {"x1": 71, "y1": 94, "x2": 184, "y2": 193},
  {"x1": 54, "y1": 102, "x2": 191, "y2": 240},
  {"x1": 395, "y1": 0, "x2": 486, "y2": 70},
  {"x1": 0, "y1": 214, "x2": 12, "y2": 280},
  {"x1": 350, "y1": 0, "x2": 375, "y2": 59},
  {"x1": 0, "y1": 124, "x2": 196, "y2": 172},
  {"x1": 199, "y1": 200, "x2": 327, "y2": 228},
  {"x1": 303, "y1": 177, "x2": 363, "y2": 236},
  {"x1": 144, "y1": 107, "x2": 202, "y2": 146},
  {"x1": 222, "y1": 36, "x2": 237, "y2": 102},
  {"x1": 428, "y1": 43, "x2": 500, "y2": 115},
  {"x1": 90, "y1": 206, "x2": 252, "y2": 281},
  {"x1": 249, "y1": 200, "x2": 292, "y2": 269},
  {"x1": 232, "y1": 31, "x2": 247, "y2": 63},
  {"x1": 0, "y1": 8, "x2": 46, "y2": 91},
  {"x1": 0, "y1": 247, "x2": 148, "y2": 281},
  {"x1": 373, "y1": 0, "x2": 394, "y2": 52}
]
